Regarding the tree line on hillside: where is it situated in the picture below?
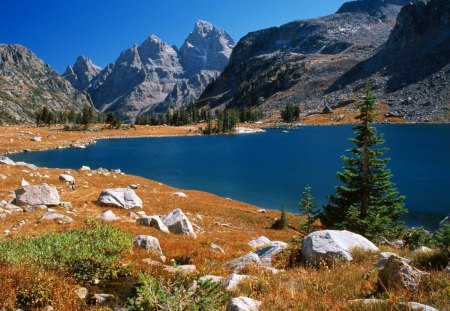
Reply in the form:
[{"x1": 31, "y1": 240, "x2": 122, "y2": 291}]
[{"x1": 35, "y1": 105, "x2": 122, "y2": 130}]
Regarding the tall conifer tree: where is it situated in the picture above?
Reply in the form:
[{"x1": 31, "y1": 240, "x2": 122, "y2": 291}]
[{"x1": 322, "y1": 84, "x2": 407, "y2": 240}]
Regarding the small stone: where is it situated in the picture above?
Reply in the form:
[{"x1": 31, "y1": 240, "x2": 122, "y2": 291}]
[
  {"x1": 227, "y1": 252, "x2": 261, "y2": 273},
  {"x1": 92, "y1": 293, "x2": 114, "y2": 304},
  {"x1": 160, "y1": 208, "x2": 196, "y2": 238},
  {"x1": 40, "y1": 212, "x2": 74, "y2": 224},
  {"x1": 97, "y1": 188, "x2": 143, "y2": 209},
  {"x1": 248, "y1": 236, "x2": 272, "y2": 248},
  {"x1": 172, "y1": 192, "x2": 187, "y2": 198},
  {"x1": 257, "y1": 209, "x2": 266, "y2": 213},
  {"x1": 221, "y1": 274, "x2": 256, "y2": 291},
  {"x1": 126, "y1": 212, "x2": 139, "y2": 219},
  {"x1": 129, "y1": 184, "x2": 139, "y2": 189},
  {"x1": 59, "y1": 202, "x2": 72, "y2": 210},
  {"x1": 20, "y1": 178, "x2": 29, "y2": 186},
  {"x1": 59, "y1": 174, "x2": 75, "y2": 184},
  {"x1": 210, "y1": 242, "x2": 225, "y2": 253},
  {"x1": 80, "y1": 166, "x2": 91, "y2": 171},
  {"x1": 74, "y1": 287, "x2": 88, "y2": 299},
  {"x1": 138, "y1": 215, "x2": 170, "y2": 233},
  {"x1": 96, "y1": 210, "x2": 119, "y2": 222},
  {"x1": 31, "y1": 136, "x2": 42, "y2": 142},
  {"x1": 142, "y1": 258, "x2": 163, "y2": 266},
  {"x1": 134, "y1": 235, "x2": 163, "y2": 256},
  {"x1": 226, "y1": 296, "x2": 262, "y2": 311},
  {"x1": 163, "y1": 264, "x2": 197, "y2": 274},
  {"x1": 378, "y1": 255, "x2": 425, "y2": 292}
]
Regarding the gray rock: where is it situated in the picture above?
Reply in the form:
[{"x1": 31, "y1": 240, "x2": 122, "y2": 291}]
[
  {"x1": 198, "y1": 275, "x2": 224, "y2": 283},
  {"x1": 74, "y1": 287, "x2": 88, "y2": 299},
  {"x1": 301, "y1": 230, "x2": 379, "y2": 264},
  {"x1": 126, "y1": 211, "x2": 139, "y2": 219},
  {"x1": 91, "y1": 293, "x2": 114, "y2": 304},
  {"x1": 255, "y1": 242, "x2": 288, "y2": 265},
  {"x1": 97, "y1": 188, "x2": 143, "y2": 209},
  {"x1": 160, "y1": 208, "x2": 196, "y2": 238},
  {"x1": 96, "y1": 210, "x2": 119, "y2": 222},
  {"x1": 59, "y1": 201, "x2": 72, "y2": 210},
  {"x1": 40, "y1": 212, "x2": 73, "y2": 224},
  {"x1": 59, "y1": 174, "x2": 75, "y2": 184},
  {"x1": 163, "y1": 264, "x2": 196, "y2": 274},
  {"x1": 221, "y1": 273, "x2": 256, "y2": 291},
  {"x1": 226, "y1": 297, "x2": 262, "y2": 311},
  {"x1": 374, "y1": 252, "x2": 411, "y2": 269},
  {"x1": 210, "y1": 242, "x2": 225, "y2": 253},
  {"x1": 227, "y1": 252, "x2": 261, "y2": 272},
  {"x1": 172, "y1": 192, "x2": 187, "y2": 198},
  {"x1": 248, "y1": 236, "x2": 272, "y2": 248},
  {"x1": 137, "y1": 215, "x2": 170, "y2": 233},
  {"x1": 378, "y1": 255, "x2": 425, "y2": 292},
  {"x1": 134, "y1": 235, "x2": 163, "y2": 256},
  {"x1": 31, "y1": 136, "x2": 42, "y2": 142},
  {"x1": 0, "y1": 156, "x2": 15, "y2": 165},
  {"x1": 14, "y1": 184, "x2": 61, "y2": 207},
  {"x1": 80, "y1": 165, "x2": 91, "y2": 171}
]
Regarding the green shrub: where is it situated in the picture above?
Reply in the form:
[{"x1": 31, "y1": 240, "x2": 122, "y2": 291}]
[
  {"x1": 127, "y1": 273, "x2": 228, "y2": 311},
  {"x1": 413, "y1": 249, "x2": 448, "y2": 270},
  {"x1": 404, "y1": 227, "x2": 434, "y2": 250},
  {"x1": 0, "y1": 219, "x2": 133, "y2": 281},
  {"x1": 434, "y1": 224, "x2": 450, "y2": 255},
  {"x1": 272, "y1": 204, "x2": 288, "y2": 230}
]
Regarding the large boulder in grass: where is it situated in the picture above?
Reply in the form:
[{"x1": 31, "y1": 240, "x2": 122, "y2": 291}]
[
  {"x1": 14, "y1": 183, "x2": 60, "y2": 207},
  {"x1": 137, "y1": 215, "x2": 170, "y2": 233},
  {"x1": 301, "y1": 230, "x2": 379, "y2": 264},
  {"x1": 227, "y1": 252, "x2": 261, "y2": 272},
  {"x1": 134, "y1": 235, "x2": 163, "y2": 256},
  {"x1": 226, "y1": 297, "x2": 262, "y2": 311},
  {"x1": 160, "y1": 208, "x2": 196, "y2": 238},
  {"x1": 378, "y1": 255, "x2": 425, "y2": 292},
  {"x1": 97, "y1": 188, "x2": 143, "y2": 209}
]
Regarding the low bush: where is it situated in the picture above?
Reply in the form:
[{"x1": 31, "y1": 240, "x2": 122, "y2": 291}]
[
  {"x1": 127, "y1": 273, "x2": 228, "y2": 311},
  {"x1": 0, "y1": 219, "x2": 133, "y2": 282},
  {"x1": 413, "y1": 249, "x2": 448, "y2": 270},
  {"x1": 404, "y1": 227, "x2": 434, "y2": 250}
]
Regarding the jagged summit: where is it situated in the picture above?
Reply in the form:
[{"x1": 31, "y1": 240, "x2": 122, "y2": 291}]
[{"x1": 63, "y1": 55, "x2": 101, "y2": 91}]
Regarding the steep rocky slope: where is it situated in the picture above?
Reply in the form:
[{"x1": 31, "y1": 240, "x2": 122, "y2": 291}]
[
  {"x1": 64, "y1": 20, "x2": 234, "y2": 121},
  {"x1": 62, "y1": 56, "x2": 101, "y2": 91},
  {"x1": 0, "y1": 44, "x2": 92, "y2": 124},
  {"x1": 328, "y1": 0, "x2": 450, "y2": 122},
  {"x1": 197, "y1": 0, "x2": 444, "y2": 122}
]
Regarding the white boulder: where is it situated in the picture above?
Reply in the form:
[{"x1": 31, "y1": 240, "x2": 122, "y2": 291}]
[
  {"x1": 40, "y1": 212, "x2": 73, "y2": 224},
  {"x1": 221, "y1": 273, "x2": 256, "y2": 291},
  {"x1": 301, "y1": 230, "x2": 379, "y2": 264},
  {"x1": 96, "y1": 210, "x2": 119, "y2": 222},
  {"x1": 227, "y1": 252, "x2": 261, "y2": 272},
  {"x1": 248, "y1": 236, "x2": 272, "y2": 248},
  {"x1": 161, "y1": 208, "x2": 196, "y2": 238},
  {"x1": 14, "y1": 183, "x2": 61, "y2": 207},
  {"x1": 137, "y1": 215, "x2": 170, "y2": 233},
  {"x1": 134, "y1": 235, "x2": 163, "y2": 256},
  {"x1": 0, "y1": 156, "x2": 15, "y2": 166},
  {"x1": 97, "y1": 188, "x2": 143, "y2": 209},
  {"x1": 226, "y1": 297, "x2": 262, "y2": 311},
  {"x1": 59, "y1": 174, "x2": 75, "y2": 184}
]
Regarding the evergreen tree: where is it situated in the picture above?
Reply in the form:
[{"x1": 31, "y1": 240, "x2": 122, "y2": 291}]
[
  {"x1": 299, "y1": 185, "x2": 319, "y2": 234},
  {"x1": 68, "y1": 109, "x2": 76, "y2": 124},
  {"x1": 82, "y1": 105, "x2": 94, "y2": 128},
  {"x1": 322, "y1": 85, "x2": 407, "y2": 240}
]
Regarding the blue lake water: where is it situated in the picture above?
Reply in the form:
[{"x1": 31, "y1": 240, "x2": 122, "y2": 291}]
[{"x1": 10, "y1": 125, "x2": 450, "y2": 229}]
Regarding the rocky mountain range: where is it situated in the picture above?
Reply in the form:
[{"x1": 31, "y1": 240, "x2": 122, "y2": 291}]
[
  {"x1": 198, "y1": 0, "x2": 450, "y2": 123},
  {"x1": 64, "y1": 20, "x2": 235, "y2": 121},
  {"x1": 0, "y1": 44, "x2": 92, "y2": 124}
]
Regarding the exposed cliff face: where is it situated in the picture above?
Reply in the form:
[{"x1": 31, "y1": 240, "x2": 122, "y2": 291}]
[
  {"x1": 198, "y1": 0, "x2": 449, "y2": 122},
  {"x1": 329, "y1": 0, "x2": 450, "y2": 122},
  {"x1": 179, "y1": 20, "x2": 235, "y2": 76},
  {"x1": 63, "y1": 21, "x2": 234, "y2": 121},
  {"x1": 197, "y1": 3, "x2": 403, "y2": 110},
  {"x1": 63, "y1": 56, "x2": 101, "y2": 91},
  {"x1": 0, "y1": 44, "x2": 91, "y2": 124}
]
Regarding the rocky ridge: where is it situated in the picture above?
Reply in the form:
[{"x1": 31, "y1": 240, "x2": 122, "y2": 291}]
[
  {"x1": 198, "y1": 0, "x2": 450, "y2": 123},
  {"x1": 64, "y1": 20, "x2": 235, "y2": 121},
  {"x1": 0, "y1": 44, "x2": 92, "y2": 124}
]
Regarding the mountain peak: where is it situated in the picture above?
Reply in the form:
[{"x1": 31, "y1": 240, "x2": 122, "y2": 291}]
[
  {"x1": 63, "y1": 55, "x2": 101, "y2": 90},
  {"x1": 179, "y1": 21, "x2": 235, "y2": 75}
]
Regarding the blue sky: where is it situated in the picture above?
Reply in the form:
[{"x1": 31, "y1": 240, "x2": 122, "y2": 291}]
[{"x1": 1, "y1": 0, "x2": 348, "y2": 73}]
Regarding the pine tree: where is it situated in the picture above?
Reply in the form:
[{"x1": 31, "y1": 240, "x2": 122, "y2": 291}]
[
  {"x1": 322, "y1": 84, "x2": 407, "y2": 241},
  {"x1": 272, "y1": 204, "x2": 288, "y2": 230},
  {"x1": 299, "y1": 185, "x2": 319, "y2": 234}
]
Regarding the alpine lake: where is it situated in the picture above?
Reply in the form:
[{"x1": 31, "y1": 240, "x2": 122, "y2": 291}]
[{"x1": 10, "y1": 124, "x2": 450, "y2": 230}]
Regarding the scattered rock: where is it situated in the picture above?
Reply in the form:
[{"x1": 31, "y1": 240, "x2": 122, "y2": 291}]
[
  {"x1": 14, "y1": 184, "x2": 61, "y2": 207},
  {"x1": 374, "y1": 252, "x2": 411, "y2": 270},
  {"x1": 97, "y1": 188, "x2": 143, "y2": 209},
  {"x1": 226, "y1": 296, "x2": 262, "y2": 311},
  {"x1": 221, "y1": 273, "x2": 256, "y2": 291},
  {"x1": 134, "y1": 235, "x2": 163, "y2": 256},
  {"x1": 172, "y1": 192, "x2": 187, "y2": 198},
  {"x1": 255, "y1": 242, "x2": 288, "y2": 266},
  {"x1": 91, "y1": 293, "x2": 114, "y2": 304},
  {"x1": 163, "y1": 264, "x2": 197, "y2": 274},
  {"x1": 378, "y1": 255, "x2": 425, "y2": 292},
  {"x1": 40, "y1": 212, "x2": 74, "y2": 224},
  {"x1": 142, "y1": 258, "x2": 163, "y2": 266},
  {"x1": 0, "y1": 156, "x2": 15, "y2": 166},
  {"x1": 74, "y1": 287, "x2": 88, "y2": 299},
  {"x1": 126, "y1": 212, "x2": 139, "y2": 219},
  {"x1": 248, "y1": 236, "x2": 272, "y2": 248},
  {"x1": 227, "y1": 252, "x2": 261, "y2": 272},
  {"x1": 80, "y1": 165, "x2": 91, "y2": 171},
  {"x1": 301, "y1": 230, "x2": 379, "y2": 264},
  {"x1": 138, "y1": 215, "x2": 170, "y2": 233},
  {"x1": 257, "y1": 209, "x2": 266, "y2": 213},
  {"x1": 199, "y1": 275, "x2": 224, "y2": 283},
  {"x1": 20, "y1": 178, "x2": 29, "y2": 186},
  {"x1": 129, "y1": 184, "x2": 139, "y2": 189},
  {"x1": 5, "y1": 204, "x2": 23, "y2": 212},
  {"x1": 31, "y1": 136, "x2": 42, "y2": 142},
  {"x1": 96, "y1": 210, "x2": 119, "y2": 222},
  {"x1": 59, "y1": 174, "x2": 75, "y2": 184},
  {"x1": 0, "y1": 174, "x2": 6, "y2": 180},
  {"x1": 210, "y1": 242, "x2": 225, "y2": 253},
  {"x1": 160, "y1": 208, "x2": 196, "y2": 238},
  {"x1": 59, "y1": 201, "x2": 73, "y2": 210},
  {"x1": 12, "y1": 219, "x2": 28, "y2": 230}
]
